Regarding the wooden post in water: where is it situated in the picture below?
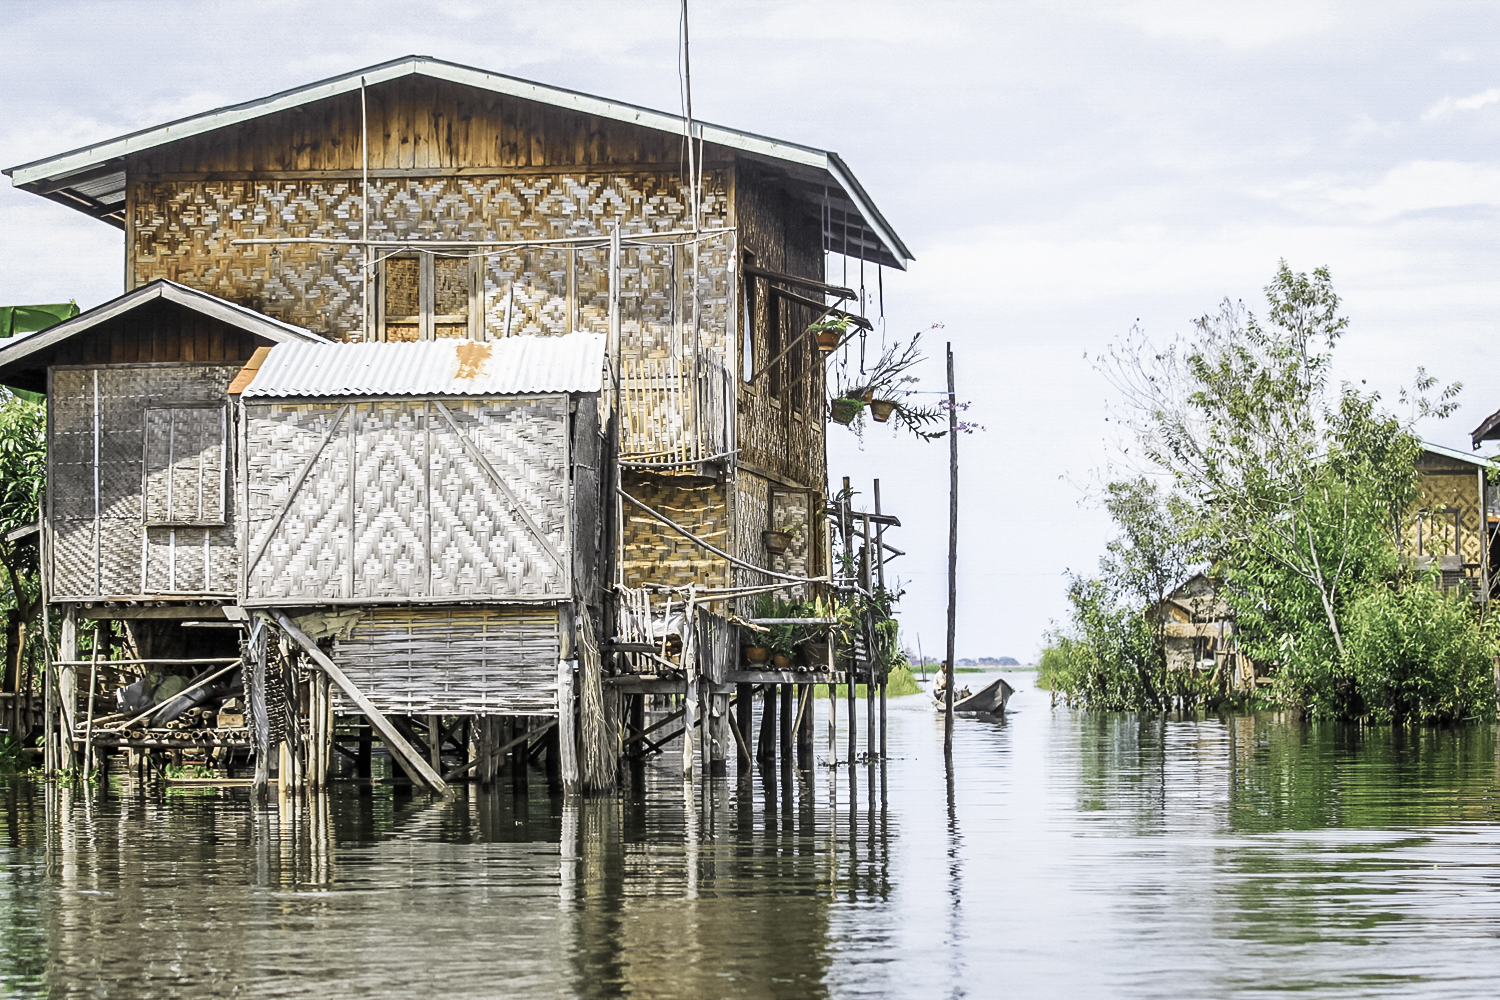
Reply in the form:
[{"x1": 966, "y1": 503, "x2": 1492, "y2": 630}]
[
  {"x1": 944, "y1": 343, "x2": 958, "y2": 751},
  {"x1": 874, "y1": 479, "x2": 887, "y2": 760},
  {"x1": 758, "y1": 684, "x2": 776, "y2": 762},
  {"x1": 735, "y1": 683, "x2": 753, "y2": 770},
  {"x1": 779, "y1": 683, "x2": 793, "y2": 764}
]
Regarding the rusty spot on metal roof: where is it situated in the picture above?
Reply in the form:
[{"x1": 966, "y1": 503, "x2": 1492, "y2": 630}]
[{"x1": 453, "y1": 341, "x2": 492, "y2": 380}]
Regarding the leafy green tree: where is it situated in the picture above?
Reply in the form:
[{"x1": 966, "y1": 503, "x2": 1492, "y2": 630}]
[{"x1": 0, "y1": 394, "x2": 45, "y2": 695}]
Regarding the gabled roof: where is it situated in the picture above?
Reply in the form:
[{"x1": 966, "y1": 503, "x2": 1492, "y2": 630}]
[
  {"x1": 4, "y1": 55, "x2": 912, "y2": 269},
  {"x1": 1422, "y1": 440, "x2": 1497, "y2": 468},
  {"x1": 1471, "y1": 409, "x2": 1500, "y2": 451},
  {"x1": 0, "y1": 280, "x2": 325, "y2": 392},
  {"x1": 240, "y1": 335, "x2": 605, "y2": 398}
]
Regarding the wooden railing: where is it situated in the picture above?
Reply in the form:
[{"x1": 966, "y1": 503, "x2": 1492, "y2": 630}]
[{"x1": 617, "y1": 351, "x2": 733, "y2": 466}]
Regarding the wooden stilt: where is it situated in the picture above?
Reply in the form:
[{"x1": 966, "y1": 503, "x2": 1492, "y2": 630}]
[
  {"x1": 558, "y1": 660, "x2": 581, "y2": 795},
  {"x1": 796, "y1": 685, "x2": 813, "y2": 769},
  {"x1": 735, "y1": 683, "x2": 752, "y2": 769},
  {"x1": 513, "y1": 717, "x2": 530, "y2": 792},
  {"x1": 427, "y1": 714, "x2": 442, "y2": 774},
  {"x1": 846, "y1": 666, "x2": 856, "y2": 761},
  {"x1": 545, "y1": 719, "x2": 561, "y2": 790},
  {"x1": 757, "y1": 684, "x2": 776, "y2": 762},
  {"x1": 879, "y1": 680, "x2": 887, "y2": 759},
  {"x1": 59, "y1": 605, "x2": 78, "y2": 770},
  {"x1": 779, "y1": 683, "x2": 793, "y2": 764}
]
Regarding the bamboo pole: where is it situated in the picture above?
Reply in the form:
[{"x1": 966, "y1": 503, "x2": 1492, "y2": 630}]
[{"x1": 944, "y1": 343, "x2": 958, "y2": 751}]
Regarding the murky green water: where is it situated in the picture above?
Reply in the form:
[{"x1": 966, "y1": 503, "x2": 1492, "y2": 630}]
[{"x1": 5, "y1": 671, "x2": 1500, "y2": 998}]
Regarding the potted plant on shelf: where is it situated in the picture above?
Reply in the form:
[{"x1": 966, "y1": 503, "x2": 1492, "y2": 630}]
[
  {"x1": 808, "y1": 314, "x2": 855, "y2": 353},
  {"x1": 756, "y1": 594, "x2": 802, "y2": 670}
]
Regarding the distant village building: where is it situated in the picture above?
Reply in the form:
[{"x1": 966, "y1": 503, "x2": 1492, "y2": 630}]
[
  {"x1": 0, "y1": 56, "x2": 912, "y2": 787},
  {"x1": 1402, "y1": 442, "x2": 1496, "y2": 600},
  {"x1": 1147, "y1": 574, "x2": 1259, "y2": 690}
]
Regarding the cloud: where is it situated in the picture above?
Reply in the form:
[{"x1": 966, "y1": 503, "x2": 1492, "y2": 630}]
[
  {"x1": 1320, "y1": 160, "x2": 1500, "y2": 219},
  {"x1": 1422, "y1": 87, "x2": 1500, "y2": 121},
  {"x1": 1111, "y1": 0, "x2": 1336, "y2": 48}
]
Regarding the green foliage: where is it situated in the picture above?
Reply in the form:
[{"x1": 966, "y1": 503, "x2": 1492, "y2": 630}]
[
  {"x1": 1068, "y1": 262, "x2": 1490, "y2": 722},
  {"x1": 1044, "y1": 574, "x2": 1160, "y2": 711},
  {"x1": 1341, "y1": 582, "x2": 1496, "y2": 723}
]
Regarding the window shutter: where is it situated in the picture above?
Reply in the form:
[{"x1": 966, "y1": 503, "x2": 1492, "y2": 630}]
[{"x1": 143, "y1": 405, "x2": 227, "y2": 526}]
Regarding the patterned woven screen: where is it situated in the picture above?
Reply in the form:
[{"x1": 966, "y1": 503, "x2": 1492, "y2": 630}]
[{"x1": 330, "y1": 605, "x2": 560, "y2": 716}]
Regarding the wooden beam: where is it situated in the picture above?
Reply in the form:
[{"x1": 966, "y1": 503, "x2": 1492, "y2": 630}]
[
  {"x1": 274, "y1": 611, "x2": 447, "y2": 794},
  {"x1": 742, "y1": 263, "x2": 855, "y2": 301}
]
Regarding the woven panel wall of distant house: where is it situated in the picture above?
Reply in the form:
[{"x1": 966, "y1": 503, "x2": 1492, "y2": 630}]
[{"x1": 329, "y1": 606, "x2": 560, "y2": 716}]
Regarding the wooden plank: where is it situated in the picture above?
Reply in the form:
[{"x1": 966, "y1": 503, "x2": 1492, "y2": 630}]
[{"x1": 275, "y1": 610, "x2": 447, "y2": 794}]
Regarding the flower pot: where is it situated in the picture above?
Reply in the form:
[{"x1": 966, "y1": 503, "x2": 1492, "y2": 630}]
[
  {"x1": 744, "y1": 646, "x2": 770, "y2": 663},
  {"x1": 762, "y1": 529, "x2": 792, "y2": 555},
  {"x1": 772, "y1": 653, "x2": 792, "y2": 670},
  {"x1": 830, "y1": 397, "x2": 864, "y2": 425},
  {"x1": 815, "y1": 330, "x2": 841, "y2": 352},
  {"x1": 801, "y1": 642, "x2": 831, "y2": 669},
  {"x1": 869, "y1": 399, "x2": 897, "y2": 423}
]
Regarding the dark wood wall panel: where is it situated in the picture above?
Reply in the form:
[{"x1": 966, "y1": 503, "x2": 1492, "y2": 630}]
[
  {"x1": 127, "y1": 78, "x2": 701, "y2": 176},
  {"x1": 52, "y1": 302, "x2": 267, "y2": 366}
]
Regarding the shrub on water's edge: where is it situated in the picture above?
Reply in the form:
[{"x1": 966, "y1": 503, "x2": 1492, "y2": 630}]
[{"x1": 1341, "y1": 583, "x2": 1497, "y2": 724}]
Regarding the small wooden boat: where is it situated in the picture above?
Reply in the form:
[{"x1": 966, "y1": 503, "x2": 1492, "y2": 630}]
[{"x1": 934, "y1": 676, "x2": 1014, "y2": 716}]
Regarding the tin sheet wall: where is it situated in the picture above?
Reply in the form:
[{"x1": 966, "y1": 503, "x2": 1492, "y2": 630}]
[
  {"x1": 329, "y1": 605, "x2": 560, "y2": 716},
  {"x1": 242, "y1": 395, "x2": 570, "y2": 603},
  {"x1": 50, "y1": 364, "x2": 241, "y2": 599}
]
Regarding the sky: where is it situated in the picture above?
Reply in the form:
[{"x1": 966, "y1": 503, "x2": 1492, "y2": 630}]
[{"x1": 2, "y1": 0, "x2": 1498, "y2": 661}]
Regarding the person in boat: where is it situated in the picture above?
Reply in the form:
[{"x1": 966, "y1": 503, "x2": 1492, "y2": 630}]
[{"x1": 932, "y1": 667, "x2": 970, "y2": 703}]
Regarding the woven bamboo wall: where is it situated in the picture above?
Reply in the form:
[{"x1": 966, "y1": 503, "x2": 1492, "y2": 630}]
[
  {"x1": 130, "y1": 174, "x2": 730, "y2": 347},
  {"x1": 243, "y1": 396, "x2": 570, "y2": 603},
  {"x1": 1403, "y1": 463, "x2": 1486, "y2": 567},
  {"x1": 329, "y1": 605, "x2": 560, "y2": 716},
  {"x1": 619, "y1": 472, "x2": 730, "y2": 591},
  {"x1": 50, "y1": 364, "x2": 241, "y2": 599}
]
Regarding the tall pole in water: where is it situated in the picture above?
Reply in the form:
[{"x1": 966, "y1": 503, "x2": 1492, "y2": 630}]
[{"x1": 944, "y1": 343, "x2": 958, "y2": 751}]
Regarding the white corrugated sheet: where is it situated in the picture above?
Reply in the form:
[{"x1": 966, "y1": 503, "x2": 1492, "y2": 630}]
[{"x1": 241, "y1": 335, "x2": 605, "y2": 397}]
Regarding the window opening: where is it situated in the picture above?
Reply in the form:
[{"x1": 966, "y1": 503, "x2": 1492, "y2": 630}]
[
  {"x1": 741, "y1": 251, "x2": 756, "y2": 383},
  {"x1": 380, "y1": 252, "x2": 475, "y2": 341}
]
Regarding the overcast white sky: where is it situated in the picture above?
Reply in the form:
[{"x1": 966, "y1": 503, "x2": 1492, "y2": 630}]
[{"x1": 2, "y1": 0, "x2": 1498, "y2": 660}]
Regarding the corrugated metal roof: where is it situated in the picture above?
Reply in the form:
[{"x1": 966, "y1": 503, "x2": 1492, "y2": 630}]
[{"x1": 240, "y1": 335, "x2": 605, "y2": 398}]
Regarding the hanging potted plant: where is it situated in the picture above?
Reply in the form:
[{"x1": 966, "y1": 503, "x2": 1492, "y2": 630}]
[
  {"x1": 828, "y1": 324, "x2": 950, "y2": 441},
  {"x1": 808, "y1": 314, "x2": 855, "y2": 353},
  {"x1": 830, "y1": 395, "x2": 865, "y2": 425},
  {"x1": 762, "y1": 516, "x2": 801, "y2": 555}
]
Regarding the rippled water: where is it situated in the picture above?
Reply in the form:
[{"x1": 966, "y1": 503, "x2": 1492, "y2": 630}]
[{"x1": 5, "y1": 671, "x2": 1500, "y2": 998}]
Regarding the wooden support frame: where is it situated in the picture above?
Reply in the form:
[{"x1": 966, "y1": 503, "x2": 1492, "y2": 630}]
[{"x1": 274, "y1": 611, "x2": 447, "y2": 794}]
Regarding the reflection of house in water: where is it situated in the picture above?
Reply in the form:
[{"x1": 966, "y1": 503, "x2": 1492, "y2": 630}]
[
  {"x1": 1401, "y1": 442, "x2": 1495, "y2": 600},
  {"x1": 1147, "y1": 574, "x2": 1260, "y2": 691}
]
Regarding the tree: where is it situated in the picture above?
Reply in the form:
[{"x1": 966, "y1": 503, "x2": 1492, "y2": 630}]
[
  {"x1": 0, "y1": 394, "x2": 45, "y2": 695},
  {"x1": 1098, "y1": 263, "x2": 1441, "y2": 665}
]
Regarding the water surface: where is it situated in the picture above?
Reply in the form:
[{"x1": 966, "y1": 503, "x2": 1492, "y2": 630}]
[{"x1": 5, "y1": 671, "x2": 1500, "y2": 998}]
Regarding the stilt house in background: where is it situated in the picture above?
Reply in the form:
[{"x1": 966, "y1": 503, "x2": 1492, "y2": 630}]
[
  {"x1": 1400, "y1": 441, "x2": 1495, "y2": 600},
  {"x1": 1, "y1": 56, "x2": 911, "y2": 787}
]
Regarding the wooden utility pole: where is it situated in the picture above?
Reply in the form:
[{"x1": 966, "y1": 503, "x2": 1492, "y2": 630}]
[{"x1": 944, "y1": 343, "x2": 958, "y2": 751}]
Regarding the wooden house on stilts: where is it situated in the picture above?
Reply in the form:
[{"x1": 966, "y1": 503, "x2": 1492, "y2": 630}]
[{"x1": 1, "y1": 56, "x2": 912, "y2": 791}]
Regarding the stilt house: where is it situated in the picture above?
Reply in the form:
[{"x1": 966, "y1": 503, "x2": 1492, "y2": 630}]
[{"x1": 1, "y1": 56, "x2": 912, "y2": 789}]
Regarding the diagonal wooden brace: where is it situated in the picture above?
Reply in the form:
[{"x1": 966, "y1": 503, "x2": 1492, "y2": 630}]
[{"x1": 274, "y1": 610, "x2": 448, "y2": 794}]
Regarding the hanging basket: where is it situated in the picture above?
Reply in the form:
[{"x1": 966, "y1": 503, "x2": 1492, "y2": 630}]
[
  {"x1": 869, "y1": 399, "x2": 898, "y2": 423},
  {"x1": 762, "y1": 529, "x2": 793, "y2": 555},
  {"x1": 830, "y1": 397, "x2": 865, "y2": 425},
  {"x1": 815, "y1": 330, "x2": 842, "y2": 353}
]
